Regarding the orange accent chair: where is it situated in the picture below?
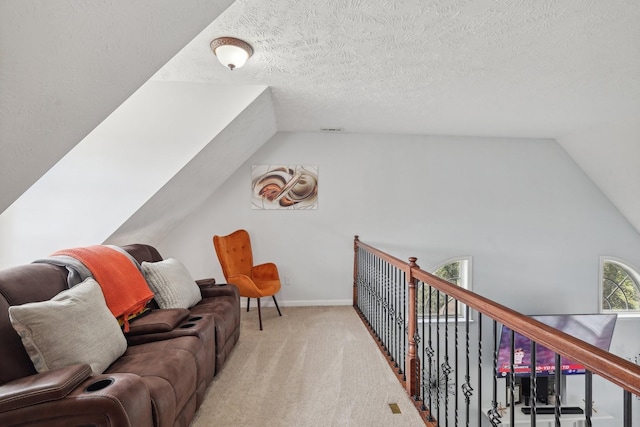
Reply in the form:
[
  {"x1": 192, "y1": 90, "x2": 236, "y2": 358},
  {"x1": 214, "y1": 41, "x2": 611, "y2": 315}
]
[{"x1": 213, "y1": 229, "x2": 282, "y2": 330}]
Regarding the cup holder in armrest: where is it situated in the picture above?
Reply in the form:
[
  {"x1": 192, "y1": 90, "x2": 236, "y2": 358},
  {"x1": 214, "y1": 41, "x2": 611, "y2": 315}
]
[
  {"x1": 85, "y1": 378, "x2": 115, "y2": 392},
  {"x1": 188, "y1": 316, "x2": 202, "y2": 322},
  {"x1": 180, "y1": 323, "x2": 196, "y2": 329}
]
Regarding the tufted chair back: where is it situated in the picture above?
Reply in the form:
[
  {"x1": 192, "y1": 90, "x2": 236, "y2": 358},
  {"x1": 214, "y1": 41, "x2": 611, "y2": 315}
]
[{"x1": 213, "y1": 229, "x2": 254, "y2": 281}]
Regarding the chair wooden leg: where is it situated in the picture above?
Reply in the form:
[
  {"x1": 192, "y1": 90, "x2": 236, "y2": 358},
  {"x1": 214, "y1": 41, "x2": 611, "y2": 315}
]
[
  {"x1": 247, "y1": 297, "x2": 250, "y2": 312},
  {"x1": 272, "y1": 295, "x2": 282, "y2": 316},
  {"x1": 257, "y1": 298, "x2": 263, "y2": 331}
]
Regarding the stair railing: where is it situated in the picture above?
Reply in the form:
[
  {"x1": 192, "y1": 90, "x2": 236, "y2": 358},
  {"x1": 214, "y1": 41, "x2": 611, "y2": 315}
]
[{"x1": 353, "y1": 236, "x2": 640, "y2": 426}]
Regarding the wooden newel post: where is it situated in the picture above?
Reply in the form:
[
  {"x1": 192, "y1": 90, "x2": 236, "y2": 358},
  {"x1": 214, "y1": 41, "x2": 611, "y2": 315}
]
[
  {"x1": 406, "y1": 257, "x2": 420, "y2": 397},
  {"x1": 353, "y1": 235, "x2": 359, "y2": 307}
]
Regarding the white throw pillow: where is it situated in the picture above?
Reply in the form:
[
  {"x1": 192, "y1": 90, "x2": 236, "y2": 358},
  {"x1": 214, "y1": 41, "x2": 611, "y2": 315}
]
[
  {"x1": 8, "y1": 278, "x2": 127, "y2": 375},
  {"x1": 141, "y1": 258, "x2": 202, "y2": 309}
]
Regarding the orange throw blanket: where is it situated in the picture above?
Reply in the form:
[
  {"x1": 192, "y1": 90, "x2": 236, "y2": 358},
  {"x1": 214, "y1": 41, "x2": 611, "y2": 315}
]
[{"x1": 53, "y1": 245, "x2": 154, "y2": 331}]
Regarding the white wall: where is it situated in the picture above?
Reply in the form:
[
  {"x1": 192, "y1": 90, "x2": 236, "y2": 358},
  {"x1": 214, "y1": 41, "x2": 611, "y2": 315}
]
[
  {"x1": 160, "y1": 131, "x2": 640, "y2": 423},
  {"x1": 160, "y1": 131, "x2": 640, "y2": 309}
]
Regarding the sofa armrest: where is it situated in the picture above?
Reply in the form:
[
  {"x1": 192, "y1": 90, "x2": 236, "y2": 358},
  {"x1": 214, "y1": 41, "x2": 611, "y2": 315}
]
[
  {"x1": 0, "y1": 372, "x2": 153, "y2": 427},
  {"x1": 0, "y1": 363, "x2": 91, "y2": 413},
  {"x1": 126, "y1": 308, "x2": 190, "y2": 336},
  {"x1": 197, "y1": 281, "x2": 240, "y2": 300},
  {"x1": 196, "y1": 278, "x2": 216, "y2": 287}
]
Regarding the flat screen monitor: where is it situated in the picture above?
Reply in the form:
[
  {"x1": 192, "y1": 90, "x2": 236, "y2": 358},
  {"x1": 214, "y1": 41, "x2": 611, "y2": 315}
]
[{"x1": 496, "y1": 313, "x2": 617, "y2": 377}]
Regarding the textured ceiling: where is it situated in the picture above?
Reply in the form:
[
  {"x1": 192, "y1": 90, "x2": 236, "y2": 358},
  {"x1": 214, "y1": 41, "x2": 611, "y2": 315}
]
[{"x1": 154, "y1": 0, "x2": 640, "y2": 139}]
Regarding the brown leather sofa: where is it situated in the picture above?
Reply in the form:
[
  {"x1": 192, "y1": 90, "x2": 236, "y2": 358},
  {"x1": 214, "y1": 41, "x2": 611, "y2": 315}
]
[{"x1": 0, "y1": 244, "x2": 240, "y2": 427}]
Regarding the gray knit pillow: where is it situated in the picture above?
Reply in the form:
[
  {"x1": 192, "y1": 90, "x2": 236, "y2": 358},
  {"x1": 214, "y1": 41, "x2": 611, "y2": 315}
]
[
  {"x1": 8, "y1": 279, "x2": 127, "y2": 375},
  {"x1": 141, "y1": 258, "x2": 202, "y2": 309}
]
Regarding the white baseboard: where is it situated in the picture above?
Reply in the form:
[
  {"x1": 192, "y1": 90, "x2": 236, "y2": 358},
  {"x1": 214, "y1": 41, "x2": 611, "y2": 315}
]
[{"x1": 241, "y1": 298, "x2": 352, "y2": 308}]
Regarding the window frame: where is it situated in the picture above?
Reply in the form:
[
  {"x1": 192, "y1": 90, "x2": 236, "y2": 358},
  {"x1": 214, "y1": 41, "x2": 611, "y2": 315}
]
[
  {"x1": 599, "y1": 256, "x2": 640, "y2": 317},
  {"x1": 418, "y1": 256, "x2": 473, "y2": 322}
]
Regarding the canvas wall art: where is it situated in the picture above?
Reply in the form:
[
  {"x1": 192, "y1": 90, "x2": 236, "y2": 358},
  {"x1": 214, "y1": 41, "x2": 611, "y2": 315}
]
[{"x1": 251, "y1": 165, "x2": 318, "y2": 210}]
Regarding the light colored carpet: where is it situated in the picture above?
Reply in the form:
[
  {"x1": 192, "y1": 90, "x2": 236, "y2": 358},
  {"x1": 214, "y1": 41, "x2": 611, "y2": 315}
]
[{"x1": 190, "y1": 305, "x2": 425, "y2": 427}]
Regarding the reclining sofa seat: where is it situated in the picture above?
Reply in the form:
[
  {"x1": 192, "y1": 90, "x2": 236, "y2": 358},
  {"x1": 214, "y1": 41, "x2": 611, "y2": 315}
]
[
  {"x1": 121, "y1": 244, "x2": 241, "y2": 375},
  {"x1": 0, "y1": 243, "x2": 241, "y2": 427}
]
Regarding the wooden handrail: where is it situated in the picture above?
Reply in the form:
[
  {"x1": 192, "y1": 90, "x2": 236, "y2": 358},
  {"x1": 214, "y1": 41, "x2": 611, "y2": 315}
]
[
  {"x1": 354, "y1": 237, "x2": 411, "y2": 274},
  {"x1": 355, "y1": 237, "x2": 640, "y2": 397}
]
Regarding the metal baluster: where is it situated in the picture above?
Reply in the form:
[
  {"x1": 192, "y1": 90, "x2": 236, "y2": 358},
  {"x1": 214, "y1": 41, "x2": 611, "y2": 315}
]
[
  {"x1": 396, "y1": 267, "x2": 402, "y2": 374},
  {"x1": 385, "y1": 261, "x2": 390, "y2": 355},
  {"x1": 555, "y1": 354, "x2": 561, "y2": 427},
  {"x1": 530, "y1": 341, "x2": 537, "y2": 426},
  {"x1": 421, "y1": 282, "x2": 427, "y2": 411},
  {"x1": 393, "y1": 266, "x2": 397, "y2": 367},
  {"x1": 371, "y1": 255, "x2": 376, "y2": 337},
  {"x1": 364, "y1": 250, "x2": 369, "y2": 325},
  {"x1": 370, "y1": 253, "x2": 375, "y2": 333},
  {"x1": 585, "y1": 370, "x2": 592, "y2": 427},
  {"x1": 387, "y1": 262, "x2": 392, "y2": 357},
  {"x1": 366, "y1": 251, "x2": 372, "y2": 325},
  {"x1": 382, "y1": 262, "x2": 389, "y2": 356},
  {"x1": 454, "y1": 298, "x2": 459, "y2": 427},
  {"x1": 477, "y1": 313, "x2": 483, "y2": 426},
  {"x1": 436, "y1": 289, "x2": 441, "y2": 423},
  {"x1": 360, "y1": 250, "x2": 365, "y2": 318},
  {"x1": 375, "y1": 257, "x2": 380, "y2": 340},
  {"x1": 392, "y1": 265, "x2": 395, "y2": 368},
  {"x1": 363, "y1": 250, "x2": 368, "y2": 320},
  {"x1": 444, "y1": 293, "x2": 450, "y2": 427},
  {"x1": 463, "y1": 305, "x2": 473, "y2": 427},
  {"x1": 401, "y1": 270, "x2": 406, "y2": 381},
  {"x1": 366, "y1": 252, "x2": 371, "y2": 330},
  {"x1": 363, "y1": 250, "x2": 367, "y2": 315},
  {"x1": 359, "y1": 250, "x2": 363, "y2": 314},
  {"x1": 378, "y1": 258, "x2": 382, "y2": 339},
  {"x1": 389, "y1": 266, "x2": 398, "y2": 364},
  {"x1": 369, "y1": 251, "x2": 373, "y2": 325},
  {"x1": 395, "y1": 270, "x2": 399, "y2": 372},
  {"x1": 377, "y1": 257, "x2": 382, "y2": 341},
  {"x1": 355, "y1": 249, "x2": 360, "y2": 310},
  {"x1": 391, "y1": 266, "x2": 397, "y2": 370},
  {"x1": 485, "y1": 318, "x2": 501, "y2": 426},
  {"x1": 427, "y1": 286, "x2": 435, "y2": 422},
  {"x1": 367, "y1": 254, "x2": 375, "y2": 324},
  {"x1": 388, "y1": 264, "x2": 393, "y2": 361},
  {"x1": 414, "y1": 280, "x2": 421, "y2": 401},
  {"x1": 381, "y1": 261, "x2": 386, "y2": 353},
  {"x1": 509, "y1": 330, "x2": 515, "y2": 426},
  {"x1": 623, "y1": 390, "x2": 632, "y2": 427},
  {"x1": 490, "y1": 320, "x2": 500, "y2": 426}
]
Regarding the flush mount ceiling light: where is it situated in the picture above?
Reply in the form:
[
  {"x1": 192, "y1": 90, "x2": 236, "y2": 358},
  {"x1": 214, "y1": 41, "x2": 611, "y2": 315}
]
[{"x1": 210, "y1": 37, "x2": 253, "y2": 70}]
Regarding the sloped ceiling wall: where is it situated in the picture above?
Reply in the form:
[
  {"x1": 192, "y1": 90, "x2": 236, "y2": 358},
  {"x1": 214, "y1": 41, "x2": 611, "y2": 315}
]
[
  {"x1": 0, "y1": 81, "x2": 270, "y2": 268},
  {"x1": 106, "y1": 88, "x2": 277, "y2": 246},
  {"x1": 0, "y1": 0, "x2": 234, "y2": 213},
  {"x1": 558, "y1": 125, "x2": 640, "y2": 234}
]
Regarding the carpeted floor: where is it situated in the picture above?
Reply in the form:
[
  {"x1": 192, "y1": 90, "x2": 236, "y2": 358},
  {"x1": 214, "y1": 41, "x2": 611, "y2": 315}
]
[{"x1": 190, "y1": 305, "x2": 425, "y2": 427}]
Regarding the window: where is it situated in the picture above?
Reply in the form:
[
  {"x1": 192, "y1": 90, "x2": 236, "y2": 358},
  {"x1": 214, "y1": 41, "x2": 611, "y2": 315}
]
[
  {"x1": 418, "y1": 257, "x2": 471, "y2": 319},
  {"x1": 600, "y1": 257, "x2": 640, "y2": 314}
]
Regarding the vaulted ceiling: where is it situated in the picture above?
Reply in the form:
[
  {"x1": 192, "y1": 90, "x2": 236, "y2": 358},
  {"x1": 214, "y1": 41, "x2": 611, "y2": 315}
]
[
  {"x1": 158, "y1": 0, "x2": 640, "y2": 139},
  {"x1": 2, "y1": 0, "x2": 639, "y2": 260}
]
